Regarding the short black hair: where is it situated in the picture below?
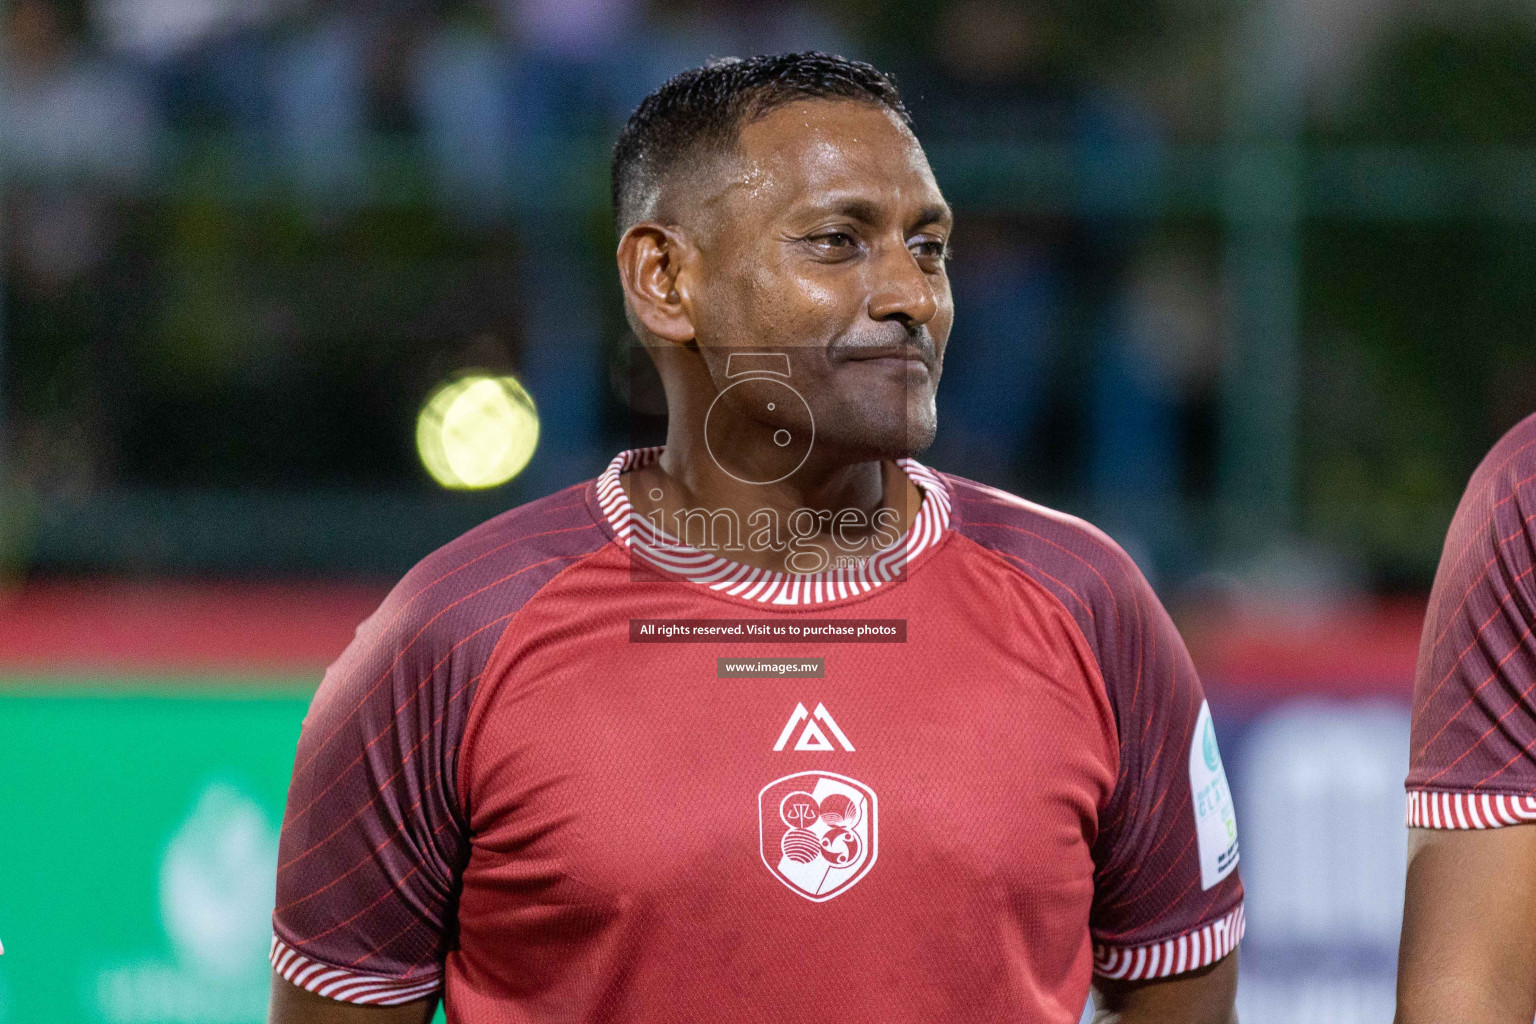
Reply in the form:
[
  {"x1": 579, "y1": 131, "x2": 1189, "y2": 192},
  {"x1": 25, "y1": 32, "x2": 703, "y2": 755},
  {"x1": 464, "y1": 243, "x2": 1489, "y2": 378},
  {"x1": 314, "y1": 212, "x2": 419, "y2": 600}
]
[{"x1": 611, "y1": 52, "x2": 913, "y2": 231}]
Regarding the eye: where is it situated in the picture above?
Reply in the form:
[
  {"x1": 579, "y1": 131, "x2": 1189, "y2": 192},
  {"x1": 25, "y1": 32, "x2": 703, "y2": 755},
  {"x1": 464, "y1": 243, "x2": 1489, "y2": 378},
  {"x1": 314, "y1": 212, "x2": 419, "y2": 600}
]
[
  {"x1": 911, "y1": 238, "x2": 951, "y2": 268},
  {"x1": 814, "y1": 232, "x2": 857, "y2": 249}
]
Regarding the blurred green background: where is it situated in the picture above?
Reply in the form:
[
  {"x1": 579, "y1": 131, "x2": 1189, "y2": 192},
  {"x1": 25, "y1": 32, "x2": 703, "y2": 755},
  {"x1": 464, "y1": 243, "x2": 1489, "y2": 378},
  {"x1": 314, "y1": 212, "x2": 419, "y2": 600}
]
[{"x1": 0, "y1": 691, "x2": 300, "y2": 1023}]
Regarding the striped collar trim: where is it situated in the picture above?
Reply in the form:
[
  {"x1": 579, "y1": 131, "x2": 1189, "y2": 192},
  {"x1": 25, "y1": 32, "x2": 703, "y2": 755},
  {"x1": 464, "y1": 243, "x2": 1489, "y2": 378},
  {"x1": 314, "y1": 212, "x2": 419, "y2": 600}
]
[{"x1": 595, "y1": 447, "x2": 951, "y2": 606}]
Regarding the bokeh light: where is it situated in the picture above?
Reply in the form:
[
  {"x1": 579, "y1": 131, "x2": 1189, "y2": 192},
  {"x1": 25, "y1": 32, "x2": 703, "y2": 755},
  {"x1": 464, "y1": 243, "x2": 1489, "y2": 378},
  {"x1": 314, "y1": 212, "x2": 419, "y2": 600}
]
[{"x1": 416, "y1": 375, "x2": 540, "y2": 489}]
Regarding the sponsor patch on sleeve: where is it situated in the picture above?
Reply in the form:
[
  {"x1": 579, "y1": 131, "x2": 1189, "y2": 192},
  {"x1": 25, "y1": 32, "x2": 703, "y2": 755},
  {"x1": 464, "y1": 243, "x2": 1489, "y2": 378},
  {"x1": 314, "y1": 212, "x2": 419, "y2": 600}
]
[{"x1": 1189, "y1": 700, "x2": 1240, "y2": 889}]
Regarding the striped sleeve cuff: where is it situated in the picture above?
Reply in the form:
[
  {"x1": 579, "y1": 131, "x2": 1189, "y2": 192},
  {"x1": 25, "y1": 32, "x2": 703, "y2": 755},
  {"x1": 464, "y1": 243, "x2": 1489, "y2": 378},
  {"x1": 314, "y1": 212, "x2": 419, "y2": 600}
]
[
  {"x1": 1092, "y1": 904, "x2": 1244, "y2": 981},
  {"x1": 270, "y1": 935, "x2": 441, "y2": 1006},
  {"x1": 1407, "y1": 789, "x2": 1536, "y2": 829}
]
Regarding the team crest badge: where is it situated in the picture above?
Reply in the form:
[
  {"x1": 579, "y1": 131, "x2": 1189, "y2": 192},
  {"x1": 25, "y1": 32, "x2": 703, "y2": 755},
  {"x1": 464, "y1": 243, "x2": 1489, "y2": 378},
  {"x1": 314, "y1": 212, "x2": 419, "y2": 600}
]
[{"x1": 758, "y1": 772, "x2": 877, "y2": 902}]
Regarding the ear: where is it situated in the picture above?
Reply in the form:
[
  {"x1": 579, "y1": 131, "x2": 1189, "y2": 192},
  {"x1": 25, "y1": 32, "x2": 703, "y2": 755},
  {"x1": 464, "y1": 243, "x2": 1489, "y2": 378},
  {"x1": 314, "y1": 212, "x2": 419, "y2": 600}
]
[{"x1": 616, "y1": 222, "x2": 698, "y2": 344}]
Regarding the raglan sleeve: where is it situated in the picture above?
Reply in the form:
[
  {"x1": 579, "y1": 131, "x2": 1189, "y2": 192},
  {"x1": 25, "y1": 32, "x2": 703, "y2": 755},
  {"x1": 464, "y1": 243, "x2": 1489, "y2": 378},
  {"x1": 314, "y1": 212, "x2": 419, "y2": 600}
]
[
  {"x1": 1407, "y1": 450, "x2": 1536, "y2": 828},
  {"x1": 269, "y1": 580, "x2": 475, "y2": 1006},
  {"x1": 1088, "y1": 550, "x2": 1244, "y2": 982}
]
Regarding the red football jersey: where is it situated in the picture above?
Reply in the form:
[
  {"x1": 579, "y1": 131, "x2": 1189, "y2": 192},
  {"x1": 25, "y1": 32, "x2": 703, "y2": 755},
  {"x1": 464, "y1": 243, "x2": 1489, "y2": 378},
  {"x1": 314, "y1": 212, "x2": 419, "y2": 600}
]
[
  {"x1": 272, "y1": 448, "x2": 1244, "y2": 1021},
  {"x1": 1408, "y1": 411, "x2": 1536, "y2": 828}
]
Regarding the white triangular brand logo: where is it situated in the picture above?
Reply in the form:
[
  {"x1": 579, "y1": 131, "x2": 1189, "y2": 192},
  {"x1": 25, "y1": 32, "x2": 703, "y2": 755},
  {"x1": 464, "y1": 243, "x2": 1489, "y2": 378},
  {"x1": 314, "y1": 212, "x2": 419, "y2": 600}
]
[
  {"x1": 794, "y1": 720, "x2": 835, "y2": 750},
  {"x1": 774, "y1": 702, "x2": 854, "y2": 752}
]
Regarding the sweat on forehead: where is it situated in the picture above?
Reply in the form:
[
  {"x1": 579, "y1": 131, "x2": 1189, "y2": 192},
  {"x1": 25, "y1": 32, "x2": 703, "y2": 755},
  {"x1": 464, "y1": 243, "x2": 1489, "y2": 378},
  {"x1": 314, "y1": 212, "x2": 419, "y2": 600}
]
[
  {"x1": 704, "y1": 105, "x2": 927, "y2": 226},
  {"x1": 610, "y1": 52, "x2": 913, "y2": 231}
]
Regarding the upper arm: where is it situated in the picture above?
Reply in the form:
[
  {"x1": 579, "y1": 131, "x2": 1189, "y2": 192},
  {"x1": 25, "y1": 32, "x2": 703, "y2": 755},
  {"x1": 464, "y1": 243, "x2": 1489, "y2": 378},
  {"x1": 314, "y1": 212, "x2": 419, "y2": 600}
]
[
  {"x1": 271, "y1": 576, "x2": 490, "y2": 1006},
  {"x1": 1397, "y1": 826, "x2": 1536, "y2": 1024},
  {"x1": 1092, "y1": 948, "x2": 1238, "y2": 1024},
  {"x1": 269, "y1": 970, "x2": 437, "y2": 1024},
  {"x1": 1086, "y1": 553, "x2": 1244, "y2": 988},
  {"x1": 266, "y1": 492, "x2": 604, "y2": 1012},
  {"x1": 950, "y1": 484, "x2": 1244, "y2": 1006},
  {"x1": 1398, "y1": 424, "x2": 1536, "y2": 1022},
  {"x1": 1407, "y1": 436, "x2": 1536, "y2": 815}
]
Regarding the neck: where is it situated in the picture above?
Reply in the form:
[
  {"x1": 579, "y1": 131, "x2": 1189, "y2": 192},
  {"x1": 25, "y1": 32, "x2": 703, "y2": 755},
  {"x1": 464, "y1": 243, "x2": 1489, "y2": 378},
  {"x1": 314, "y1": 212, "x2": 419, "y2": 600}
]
[{"x1": 620, "y1": 426, "x2": 921, "y2": 577}]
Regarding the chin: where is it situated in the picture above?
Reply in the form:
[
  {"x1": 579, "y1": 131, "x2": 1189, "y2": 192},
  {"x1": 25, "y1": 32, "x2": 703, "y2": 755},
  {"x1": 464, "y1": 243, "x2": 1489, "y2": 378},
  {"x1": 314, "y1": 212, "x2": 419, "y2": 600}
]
[
  {"x1": 891, "y1": 395, "x2": 938, "y2": 458},
  {"x1": 813, "y1": 390, "x2": 937, "y2": 462},
  {"x1": 893, "y1": 413, "x2": 938, "y2": 459},
  {"x1": 903, "y1": 418, "x2": 938, "y2": 458},
  {"x1": 819, "y1": 412, "x2": 937, "y2": 463}
]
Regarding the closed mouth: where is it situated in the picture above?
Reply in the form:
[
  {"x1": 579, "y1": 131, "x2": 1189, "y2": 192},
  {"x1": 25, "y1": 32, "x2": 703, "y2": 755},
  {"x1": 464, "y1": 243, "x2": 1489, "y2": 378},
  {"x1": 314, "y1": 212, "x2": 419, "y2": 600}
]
[{"x1": 843, "y1": 350, "x2": 930, "y2": 366}]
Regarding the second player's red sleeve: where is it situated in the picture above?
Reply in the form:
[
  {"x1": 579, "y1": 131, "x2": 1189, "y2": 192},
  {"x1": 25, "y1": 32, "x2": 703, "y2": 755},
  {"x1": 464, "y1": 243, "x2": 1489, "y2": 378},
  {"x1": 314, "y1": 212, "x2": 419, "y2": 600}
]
[{"x1": 1408, "y1": 412, "x2": 1536, "y2": 828}]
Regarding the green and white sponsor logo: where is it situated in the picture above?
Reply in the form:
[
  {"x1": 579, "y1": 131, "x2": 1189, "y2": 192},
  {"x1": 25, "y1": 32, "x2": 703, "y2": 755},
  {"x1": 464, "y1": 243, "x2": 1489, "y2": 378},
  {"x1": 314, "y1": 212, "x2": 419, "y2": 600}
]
[
  {"x1": 1189, "y1": 700, "x2": 1240, "y2": 889},
  {"x1": 94, "y1": 780, "x2": 278, "y2": 1024},
  {"x1": 1203, "y1": 717, "x2": 1221, "y2": 773},
  {"x1": 0, "y1": 693, "x2": 301, "y2": 1024}
]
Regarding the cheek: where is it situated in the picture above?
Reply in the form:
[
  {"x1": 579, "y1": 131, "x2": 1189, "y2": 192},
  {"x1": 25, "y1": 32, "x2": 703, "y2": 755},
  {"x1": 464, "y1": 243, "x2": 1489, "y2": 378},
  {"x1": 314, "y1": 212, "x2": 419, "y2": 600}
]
[
  {"x1": 740, "y1": 258, "x2": 856, "y2": 339},
  {"x1": 932, "y1": 286, "x2": 955, "y2": 359}
]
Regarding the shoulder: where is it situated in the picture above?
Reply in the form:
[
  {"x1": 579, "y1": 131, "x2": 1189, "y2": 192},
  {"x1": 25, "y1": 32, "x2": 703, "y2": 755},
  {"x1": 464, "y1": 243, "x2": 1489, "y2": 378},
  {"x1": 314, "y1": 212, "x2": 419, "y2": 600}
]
[
  {"x1": 1448, "y1": 411, "x2": 1536, "y2": 539},
  {"x1": 1408, "y1": 413, "x2": 1536, "y2": 804},
  {"x1": 940, "y1": 471, "x2": 1154, "y2": 650},
  {"x1": 1452, "y1": 412, "x2": 1536, "y2": 543},
  {"x1": 938, "y1": 470, "x2": 1200, "y2": 729},
  {"x1": 348, "y1": 482, "x2": 614, "y2": 667},
  {"x1": 1425, "y1": 413, "x2": 1536, "y2": 639},
  {"x1": 302, "y1": 481, "x2": 614, "y2": 783},
  {"x1": 1469, "y1": 411, "x2": 1536, "y2": 499},
  {"x1": 393, "y1": 482, "x2": 611, "y2": 605}
]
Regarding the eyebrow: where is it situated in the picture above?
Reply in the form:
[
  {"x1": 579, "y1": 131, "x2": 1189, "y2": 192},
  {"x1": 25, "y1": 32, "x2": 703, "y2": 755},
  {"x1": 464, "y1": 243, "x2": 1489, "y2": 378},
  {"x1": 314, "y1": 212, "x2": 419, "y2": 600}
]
[
  {"x1": 805, "y1": 197, "x2": 954, "y2": 230},
  {"x1": 914, "y1": 202, "x2": 954, "y2": 229}
]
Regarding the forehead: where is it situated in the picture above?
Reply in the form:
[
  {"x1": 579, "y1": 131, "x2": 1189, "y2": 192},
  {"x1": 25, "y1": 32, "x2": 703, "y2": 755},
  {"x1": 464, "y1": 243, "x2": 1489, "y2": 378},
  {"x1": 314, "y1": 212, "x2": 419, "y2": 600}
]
[{"x1": 721, "y1": 99, "x2": 943, "y2": 219}]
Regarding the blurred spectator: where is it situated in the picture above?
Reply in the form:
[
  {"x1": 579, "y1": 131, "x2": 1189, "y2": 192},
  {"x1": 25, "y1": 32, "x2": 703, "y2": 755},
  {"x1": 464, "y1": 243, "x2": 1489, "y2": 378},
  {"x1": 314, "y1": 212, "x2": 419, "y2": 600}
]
[
  {"x1": 95, "y1": 0, "x2": 287, "y2": 64},
  {"x1": 617, "y1": 0, "x2": 855, "y2": 121},
  {"x1": 901, "y1": 1, "x2": 1070, "y2": 486},
  {"x1": 499, "y1": 0, "x2": 636, "y2": 62},
  {"x1": 409, "y1": 5, "x2": 520, "y2": 216},
  {"x1": 94, "y1": 0, "x2": 283, "y2": 149},
  {"x1": 1088, "y1": 245, "x2": 1224, "y2": 573},
  {"x1": 2, "y1": 0, "x2": 161, "y2": 294},
  {"x1": 902, "y1": 0, "x2": 1205, "y2": 575},
  {"x1": 487, "y1": 0, "x2": 640, "y2": 155},
  {"x1": 264, "y1": 2, "x2": 375, "y2": 204},
  {"x1": 2, "y1": 0, "x2": 161, "y2": 495},
  {"x1": 2, "y1": 0, "x2": 160, "y2": 184}
]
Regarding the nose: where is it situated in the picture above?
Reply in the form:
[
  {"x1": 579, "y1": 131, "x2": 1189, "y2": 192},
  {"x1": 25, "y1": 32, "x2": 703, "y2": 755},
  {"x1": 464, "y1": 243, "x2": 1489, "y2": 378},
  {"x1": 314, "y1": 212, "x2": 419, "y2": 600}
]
[{"x1": 866, "y1": 239, "x2": 939, "y2": 327}]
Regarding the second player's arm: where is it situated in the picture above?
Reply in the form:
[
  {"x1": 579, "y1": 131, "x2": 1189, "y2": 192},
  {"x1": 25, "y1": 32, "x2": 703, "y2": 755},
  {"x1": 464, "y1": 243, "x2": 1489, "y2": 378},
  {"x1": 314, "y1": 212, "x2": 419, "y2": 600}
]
[
  {"x1": 1396, "y1": 825, "x2": 1536, "y2": 1023},
  {"x1": 1092, "y1": 951, "x2": 1238, "y2": 1024}
]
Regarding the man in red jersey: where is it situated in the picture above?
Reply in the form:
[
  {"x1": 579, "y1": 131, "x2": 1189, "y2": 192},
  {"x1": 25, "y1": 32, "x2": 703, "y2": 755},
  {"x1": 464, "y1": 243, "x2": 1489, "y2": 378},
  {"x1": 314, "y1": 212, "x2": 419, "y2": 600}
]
[
  {"x1": 1398, "y1": 410, "x2": 1536, "y2": 1023},
  {"x1": 269, "y1": 53, "x2": 1243, "y2": 1024}
]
